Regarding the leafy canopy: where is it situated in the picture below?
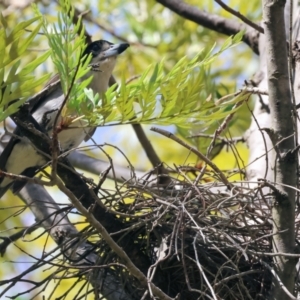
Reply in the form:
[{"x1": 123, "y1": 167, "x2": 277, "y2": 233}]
[
  {"x1": 32, "y1": 0, "x2": 93, "y2": 120},
  {"x1": 1, "y1": 1, "x2": 248, "y2": 131},
  {"x1": 81, "y1": 31, "x2": 248, "y2": 129},
  {"x1": 0, "y1": 14, "x2": 51, "y2": 121}
]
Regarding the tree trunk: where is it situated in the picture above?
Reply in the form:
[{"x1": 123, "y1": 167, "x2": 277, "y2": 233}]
[{"x1": 247, "y1": 0, "x2": 298, "y2": 298}]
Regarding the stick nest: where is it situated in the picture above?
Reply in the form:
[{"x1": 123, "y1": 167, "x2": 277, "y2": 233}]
[{"x1": 93, "y1": 170, "x2": 286, "y2": 300}]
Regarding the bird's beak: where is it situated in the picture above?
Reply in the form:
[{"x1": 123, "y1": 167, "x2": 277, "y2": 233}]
[{"x1": 103, "y1": 43, "x2": 130, "y2": 58}]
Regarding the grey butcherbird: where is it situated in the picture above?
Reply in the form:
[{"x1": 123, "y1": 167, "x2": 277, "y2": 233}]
[{"x1": 0, "y1": 40, "x2": 129, "y2": 197}]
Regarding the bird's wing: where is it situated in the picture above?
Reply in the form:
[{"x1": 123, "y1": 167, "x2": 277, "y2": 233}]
[
  {"x1": 0, "y1": 80, "x2": 61, "y2": 194},
  {"x1": 28, "y1": 77, "x2": 61, "y2": 113},
  {"x1": 0, "y1": 72, "x2": 100, "y2": 196},
  {"x1": 0, "y1": 78, "x2": 61, "y2": 170}
]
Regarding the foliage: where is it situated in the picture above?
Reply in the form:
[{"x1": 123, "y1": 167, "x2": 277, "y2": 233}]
[
  {"x1": 0, "y1": 15, "x2": 51, "y2": 121},
  {"x1": 81, "y1": 32, "x2": 249, "y2": 128},
  {"x1": 1, "y1": 0, "x2": 251, "y2": 132},
  {"x1": 33, "y1": 0, "x2": 93, "y2": 119}
]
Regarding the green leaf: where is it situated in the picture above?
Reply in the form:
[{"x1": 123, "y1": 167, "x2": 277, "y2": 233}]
[{"x1": 18, "y1": 50, "x2": 52, "y2": 77}]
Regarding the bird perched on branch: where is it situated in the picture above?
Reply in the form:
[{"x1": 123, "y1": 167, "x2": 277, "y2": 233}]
[{"x1": 0, "y1": 40, "x2": 129, "y2": 197}]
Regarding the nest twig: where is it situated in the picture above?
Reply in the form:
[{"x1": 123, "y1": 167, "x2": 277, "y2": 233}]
[{"x1": 85, "y1": 165, "x2": 286, "y2": 300}]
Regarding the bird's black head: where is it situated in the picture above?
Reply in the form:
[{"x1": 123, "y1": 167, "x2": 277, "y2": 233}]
[
  {"x1": 82, "y1": 40, "x2": 129, "y2": 61},
  {"x1": 80, "y1": 40, "x2": 129, "y2": 91}
]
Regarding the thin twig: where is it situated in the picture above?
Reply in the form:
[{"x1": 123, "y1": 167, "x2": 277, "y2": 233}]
[
  {"x1": 261, "y1": 261, "x2": 297, "y2": 300},
  {"x1": 214, "y1": 0, "x2": 264, "y2": 34},
  {"x1": 151, "y1": 127, "x2": 233, "y2": 190},
  {"x1": 55, "y1": 177, "x2": 174, "y2": 300}
]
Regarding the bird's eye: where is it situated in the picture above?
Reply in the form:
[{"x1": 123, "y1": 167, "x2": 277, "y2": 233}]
[
  {"x1": 82, "y1": 42, "x2": 103, "y2": 58},
  {"x1": 90, "y1": 43, "x2": 101, "y2": 52}
]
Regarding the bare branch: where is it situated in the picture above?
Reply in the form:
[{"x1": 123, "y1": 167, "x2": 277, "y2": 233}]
[
  {"x1": 214, "y1": 0, "x2": 264, "y2": 34},
  {"x1": 156, "y1": 0, "x2": 260, "y2": 54}
]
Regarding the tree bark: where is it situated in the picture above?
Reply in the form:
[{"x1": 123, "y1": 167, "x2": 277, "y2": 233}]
[{"x1": 248, "y1": 0, "x2": 298, "y2": 298}]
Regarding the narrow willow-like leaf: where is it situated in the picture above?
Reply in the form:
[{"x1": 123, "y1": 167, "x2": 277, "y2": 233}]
[
  {"x1": 71, "y1": 33, "x2": 247, "y2": 129},
  {"x1": 0, "y1": 14, "x2": 51, "y2": 120},
  {"x1": 19, "y1": 50, "x2": 51, "y2": 77},
  {"x1": 34, "y1": 0, "x2": 93, "y2": 116}
]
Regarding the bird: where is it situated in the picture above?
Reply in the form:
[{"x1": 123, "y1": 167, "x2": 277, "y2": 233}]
[{"x1": 0, "y1": 40, "x2": 129, "y2": 197}]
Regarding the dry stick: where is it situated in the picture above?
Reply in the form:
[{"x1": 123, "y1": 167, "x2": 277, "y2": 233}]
[
  {"x1": 214, "y1": 270, "x2": 260, "y2": 287},
  {"x1": 216, "y1": 88, "x2": 268, "y2": 104},
  {"x1": 188, "y1": 133, "x2": 244, "y2": 143},
  {"x1": 246, "y1": 101, "x2": 270, "y2": 180},
  {"x1": 260, "y1": 260, "x2": 297, "y2": 300},
  {"x1": 0, "y1": 168, "x2": 51, "y2": 187},
  {"x1": 206, "y1": 98, "x2": 248, "y2": 158},
  {"x1": 151, "y1": 127, "x2": 233, "y2": 190},
  {"x1": 0, "y1": 205, "x2": 72, "y2": 256},
  {"x1": 193, "y1": 233, "x2": 218, "y2": 300},
  {"x1": 214, "y1": 0, "x2": 264, "y2": 34},
  {"x1": 0, "y1": 224, "x2": 39, "y2": 256},
  {"x1": 55, "y1": 178, "x2": 174, "y2": 300},
  {"x1": 0, "y1": 227, "x2": 86, "y2": 285}
]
